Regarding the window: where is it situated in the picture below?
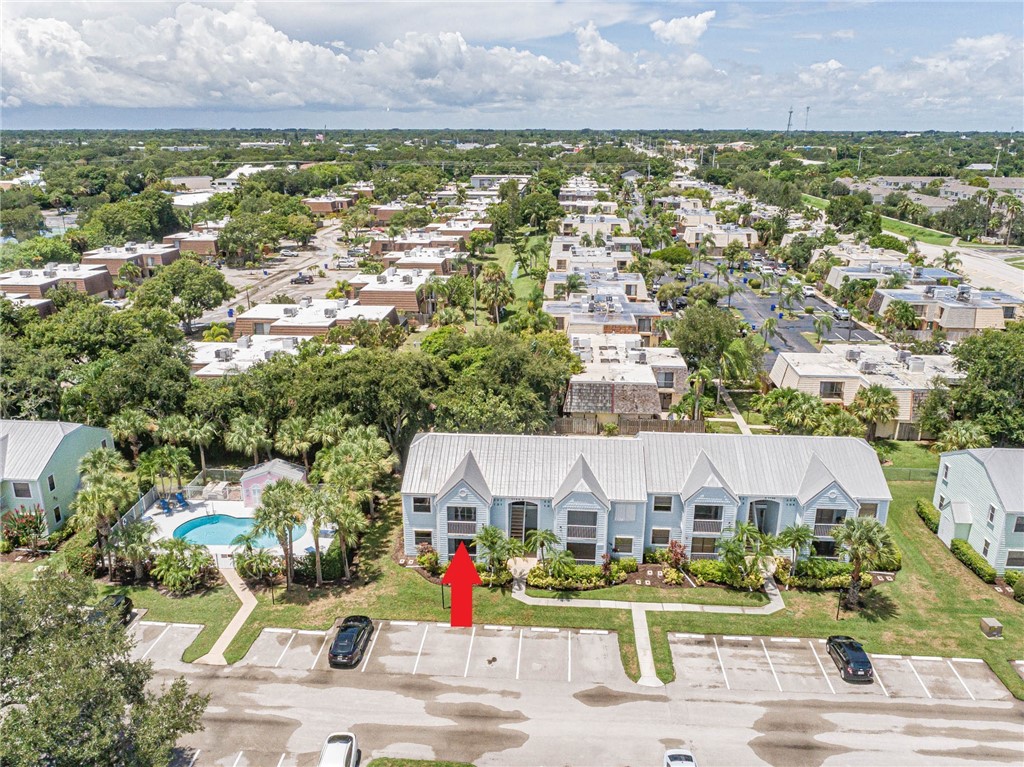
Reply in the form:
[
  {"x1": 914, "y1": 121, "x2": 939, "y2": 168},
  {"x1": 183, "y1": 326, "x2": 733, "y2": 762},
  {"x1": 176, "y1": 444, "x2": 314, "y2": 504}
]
[
  {"x1": 625, "y1": 284, "x2": 636, "y2": 296},
  {"x1": 637, "y1": 318, "x2": 652, "y2": 333},
  {"x1": 812, "y1": 540, "x2": 837, "y2": 557},
  {"x1": 567, "y1": 542, "x2": 597, "y2": 562},
  {"x1": 690, "y1": 537, "x2": 716, "y2": 554},
  {"x1": 413, "y1": 530, "x2": 432, "y2": 547},
  {"x1": 53, "y1": 506, "x2": 62, "y2": 524},
  {"x1": 47, "y1": 475, "x2": 55, "y2": 492},
  {"x1": 987, "y1": 505, "x2": 996, "y2": 528},
  {"x1": 567, "y1": 510, "x2": 597, "y2": 527},
  {"x1": 614, "y1": 504, "x2": 636, "y2": 522},
  {"x1": 254, "y1": 322, "x2": 272, "y2": 335},
  {"x1": 12, "y1": 482, "x2": 31, "y2": 499},
  {"x1": 1015, "y1": 516, "x2": 1024, "y2": 534},
  {"x1": 651, "y1": 528, "x2": 671, "y2": 546},
  {"x1": 694, "y1": 505, "x2": 722, "y2": 520},
  {"x1": 819, "y1": 381, "x2": 844, "y2": 399},
  {"x1": 815, "y1": 508, "x2": 846, "y2": 525},
  {"x1": 858, "y1": 503, "x2": 878, "y2": 519},
  {"x1": 942, "y1": 464, "x2": 949, "y2": 481},
  {"x1": 448, "y1": 537, "x2": 473, "y2": 558},
  {"x1": 938, "y1": 495, "x2": 946, "y2": 509},
  {"x1": 980, "y1": 539, "x2": 991, "y2": 558},
  {"x1": 101, "y1": 439, "x2": 108, "y2": 448},
  {"x1": 613, "y1": 536, "x2": 633, "y2": 553},
  {"x1": 446, "y1": 506, "x2": 476, "y2": 522},
  {"x1": 653, "y1": 496, "x2": 673, "y2": 513},
  {"x1": 412, "y1": 497, "x2": 432, "y2": 514},
  {"x1": 655, "y1": 371, "x2": 674, "y2": 389},
  {"x1": 1005, "y1": 550, "x2": 1024, "y2": 568}
]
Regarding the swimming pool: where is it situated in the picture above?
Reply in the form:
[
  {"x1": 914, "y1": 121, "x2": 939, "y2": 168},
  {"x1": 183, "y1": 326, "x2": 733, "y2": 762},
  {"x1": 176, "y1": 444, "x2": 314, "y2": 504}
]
[{"x1": 172, "y1": 514, "x2": 307, "y2": 548}]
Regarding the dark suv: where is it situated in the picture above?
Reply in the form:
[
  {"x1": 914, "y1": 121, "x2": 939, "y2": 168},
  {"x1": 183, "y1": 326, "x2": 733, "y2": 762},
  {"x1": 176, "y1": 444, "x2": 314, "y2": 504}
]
[
  {"x1": 826, "y1": 635, "x2": 874, "y2": 682},
  {"x1": 88, "y1": 594, "x2": 134, "y2": 626},
  {"x1": 328, "y1": 616, "x2": 374, "y2": 668},
  {"x1": 290, "y1": 273, "x2": 314, "y2": 285}
]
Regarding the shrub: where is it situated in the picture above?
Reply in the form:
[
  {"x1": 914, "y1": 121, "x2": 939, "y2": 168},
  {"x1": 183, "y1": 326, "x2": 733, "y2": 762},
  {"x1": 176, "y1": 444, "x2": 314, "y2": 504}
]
[
  {"x1": 871, "y1": 543, "x2": 902, "y2": 572},
  {"x1": 804, "y1": 306, "x2": 815, "y2": 314},
  {"x1": 748, "y1": 278, "x2": 762, "y2": 290},
  {"x1": 63, "y1": 529, "x2": 99, "y2": 579},
  {"x1": 416, "y1": 542, "x2": 441, "y2": 576},
  {"x1": 0, "y1": 539, "x2": 12, "y2": 555},
  {"x1": 663, "y1": 567, "x2": 685, "y2": 586},
  {"x1": 601, "y1": 424, "x2": 620, "y2": 437},
  {"x1": 1003, "y1": 570, "x2": 1021, "y2": 588},
  {"x1": 643, "y1": 547, "x2": 673, "y2": 565},
  {"x1": 777, "y1": 569, "x2": 873, "y2": 591},
  {"x1": 667, "y1": 540, "x2": 688, "y2": 570},
  {"x1": 1, "y1": 506, "x2": 46, "y2": 548},
  {"x1": 479, "y1": 570, "x2": 513, "y2": 587},
  {"x1": 617, "y1": 556, "x2": 639, "y2": 573},
  {"x1": 46, "y1": 523, "x2": 77, "y2": 549},
  {"x1": 950, "y1": 539, "x2": 996, "y2": 584},
  {"x1": 685, "y1": 559, "x2": 764, "y2": 589},
  {"x1": 795, "y1": 558, "x2": 853, "y2": 578},
  {"x1": 295, "y1": 538, "x2": 346, "y2": 582},
  {"x1": 915, "y1": 499, "x2": 940, "y2": 533},
  {"x1": 1013, "y1": 576, "x2": 1024, "y2": 605},
  {"x1": 525, "y1": 563, "x2": 626, "y2": 591}
]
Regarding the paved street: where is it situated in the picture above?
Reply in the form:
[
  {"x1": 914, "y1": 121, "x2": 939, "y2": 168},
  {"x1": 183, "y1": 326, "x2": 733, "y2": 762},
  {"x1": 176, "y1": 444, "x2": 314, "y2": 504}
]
[{"x1": 134, "y1": 621, "x2": 1024, "y2": 767}]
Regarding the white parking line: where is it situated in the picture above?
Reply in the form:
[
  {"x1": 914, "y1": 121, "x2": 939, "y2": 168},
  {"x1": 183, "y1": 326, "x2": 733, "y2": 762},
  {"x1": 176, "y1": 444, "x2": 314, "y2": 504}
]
[
  {"x1": 297, "y1": 629, "x2": 326, "y2": 636},
  {"x1": 516, "y1": 629, "x2": 523, "y2": 680},
  {"x1": 264, "y1": 627, "x2": 292, "y2": 633},
  {"x1": 140, "y1": 624, "x2": 172, "y2": 660},
  {"x1": 360, "y1": 624, "x2": 382, "y2": 672},
  {"x1": 484, "y1": 624, "x2": 512, "y2": 631},
  {"x1": 946, "y1": 659, "x2": 975, "y2": 700},
  {"x1": 567, "y1": 629, "x2": 572, "y2": 683},
  {"x1": 276, "y1": 753, "x2": 287, "y2": 767},
  {"x1": 761, "y1": 639, "x2": 782, "y2": 692},
  {"x1": 770, "y1": 637, "x2": 800, "y2": 643},
  {"x1": 953, "y1": 657, "x2": 985, "y2": 663},
  {"x1": 873, "y1": 654, "x2": 902, "y2": 659},
  {"x1": 231, "y1": 752, "x2": 244, "y2": 767},
  {"x1": 531, "y1": 627, "x2": 559, "y2": 632},
  {"x1": 808, "y1": 640, "x2": 836, "y2": 695},
  {"x1": 674, "y1": 633, "x2": 705, "y2": 639},
  {"x1": 390, "y1": 620, "x2": 418, "y2": 626},
  {"x1": 311, "y1": 632, "x2": 331, "y2": 670},
  {"x1": 186, "y1": 750, "x2": 201, "y2": 767},
  {"x1": 275, "y1": 631, "x2": 297, "y2": 668},
  {"x1": 712, "y1": 637, "x2": 730, "y2": 690},
  {"x1": 412, "y1": 624, "x2": 429, "y2": 675},
  {"x1": 724, "y1": 635, "x2": 752, "y2": 641},
  {"x1": 873, "y1": 665, "x2": 890, "y2": 697},
  {"x1": 463, "y1": 627, "x2": 476, "y2": 678},
  {"x1": 139, "y1": 620, "x2": 167, "y2": 627},
  {"x1": 906, "y1": 659, "x2": 932, "y2": 698},
  {"x1": 579, "y1": 629, "x2": 608, "y2": 635},
  {"x1": 435, "y1": 622, "x2": 450, "y2": 627},
  {"x1": 911, "y1": 655, "x2": 942, "y2": 662}
]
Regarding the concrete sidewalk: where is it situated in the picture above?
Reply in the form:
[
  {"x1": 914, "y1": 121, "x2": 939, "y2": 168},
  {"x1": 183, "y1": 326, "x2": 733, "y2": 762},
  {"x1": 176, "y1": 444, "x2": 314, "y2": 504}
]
[
  {"x1": 512, "y1": 573, "x2": 786, "y2": 688},
  {"x1": 194, "y1": 568, "x2": 257, "y2": 666},
  {"x1": 720, "y1": 389, "x2": 753, "y2": 435}
]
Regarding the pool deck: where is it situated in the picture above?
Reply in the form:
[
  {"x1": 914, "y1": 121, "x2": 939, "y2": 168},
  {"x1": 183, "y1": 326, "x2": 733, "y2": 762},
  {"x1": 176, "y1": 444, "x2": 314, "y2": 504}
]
[{"x1": 144, "y1": 498, "x2": 331, "y2": 569}]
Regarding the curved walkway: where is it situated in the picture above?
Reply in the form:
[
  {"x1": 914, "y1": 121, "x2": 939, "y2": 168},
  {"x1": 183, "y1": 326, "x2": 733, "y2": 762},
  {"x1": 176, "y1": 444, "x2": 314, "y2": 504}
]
[
  {"x1": 510, "y1": 563, "x2": 785, "y2": 687},
  {"x1": 194, "y1": 568, "x2": 257, "y2": 666}
]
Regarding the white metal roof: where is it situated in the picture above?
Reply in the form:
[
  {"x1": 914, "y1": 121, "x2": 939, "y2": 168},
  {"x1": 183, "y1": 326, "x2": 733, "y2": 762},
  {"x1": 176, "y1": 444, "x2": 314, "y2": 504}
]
[
  {"x1": 965, "y1": 448, "x2": 1024, "y2": 512},
  {"x1": 0, "y1": 420, "x2": 106, "y2": 481}
]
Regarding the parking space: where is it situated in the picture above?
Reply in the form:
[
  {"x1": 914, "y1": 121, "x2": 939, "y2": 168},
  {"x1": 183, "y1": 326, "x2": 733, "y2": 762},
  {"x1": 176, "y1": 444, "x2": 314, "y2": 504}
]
[
  {"x1": 130, "y1": 620, "x2": 203, "y2": 668},
  {"x1": 667, "y1": 634, "x2": 1009, "y2": 702},
  {"x1": 237, "y1": 621, "x2": 625, "y2": 685}
]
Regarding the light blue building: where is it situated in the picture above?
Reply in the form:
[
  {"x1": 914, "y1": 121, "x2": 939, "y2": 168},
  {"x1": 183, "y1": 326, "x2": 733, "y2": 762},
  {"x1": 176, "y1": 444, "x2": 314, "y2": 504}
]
[
  {"x1": 934, "y1": 448, "x2": 1024, "y2": 575},
  {"x1": 0, "y1": 419, "x2": 113, "y2": 534},
  {"x1": 401, "y1": 432, "x2": 891, "y2": 563}
]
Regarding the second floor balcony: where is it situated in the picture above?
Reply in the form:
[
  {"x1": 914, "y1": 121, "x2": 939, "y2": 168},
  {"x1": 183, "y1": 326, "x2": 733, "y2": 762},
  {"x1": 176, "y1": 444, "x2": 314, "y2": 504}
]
[
  {"x1": 693, "y1": 518, "x2": 723, "y2": 534},
  {"x1": 447, "y1": 521, "x2": 477, "y2": 536},
  {"x1": 566, "y1": 524, "x2": 597, "y2": 540}
]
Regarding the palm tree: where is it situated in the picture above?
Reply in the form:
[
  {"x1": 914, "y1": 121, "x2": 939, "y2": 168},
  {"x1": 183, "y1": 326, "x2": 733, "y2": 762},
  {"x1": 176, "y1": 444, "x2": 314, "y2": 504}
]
[
  {"x1": 815, "y1": 410, "x2": 864, "y2": 437},
  {"x1": 479, "y1": 276, "x2": 515, "y2": 324},
  {"x1": 79, "y1": 447, "x2": 129, "y2": 484},
  {"x1": 525, "y1": 528, "x2": 560, "y2": 562},
  {"x1": 109, "y1": 408, "x2": 150, "y2": 465},
  {"x1": 275, "y1": 416, "x2": 313, "y2": 472},
  {"x1": 545, "y1": 548, "x2": 577, "y2": 580},
  {"x1": 850, "y1": 384, "x2": 899, "y2": 441},
  {"x1": 716, "y1": 338, "x2": 752, "y2": 404},
  {"x1": 135, "y1": 449, "x2": 163, "y2": 495},
  {"x1": 156, "y1": 414, "x2": 191, "y2": 446},
  {"x1": 342, "y1": 425, "x2": 394, "y2": 518},
  {"x1": 151, "y1": 538, "x2": 213, "y2": 595},
  {"x1": 225, "y1": 413, "x2": 272, "y2": 465},
  {"x1": 164, "y1": 446, "x2": 195, "y2": 490},
  {"x1": 253, "y1": 479, "x2": 307, "y2": 590},
  {"x1": 72, "y1": 477, "x2": 135, "y2": 577},
  {"x1": 812, "y1": 313, "x2": 834, "y2": 345},
  {"x1": 331, "y1": 495, "x2": 369, "y2": 581},
  {"x1": 932, "y1": 249, "x2": 962, "y2": 272},
  {"x1": 933, "y1": 420, "x2": 991, "y2": 453},
  {"x1": 110, "y1": 518, "x2": 156, "y2": 582},
  {"x1": 184, "y1": 417, "x2": 218, "y2": 482},
  {"x1": 325, "y1": 280, "x2": 352, "y2": 299},
  {"x1": 832, "y1": 517, "x2": 896, "y2": 609},
  {"x1": 999, "y1": 195, "x2": 1021, "y2": 244},
  {"x1": 685, "y1": 364, "x2": 715, "y2": 421},
  {"x1": 309, "y1": 407, "x2": 350, "y2": 448},
  {"x1": 562, "y1": 273, "x2": 586, "y2": 297},
  {"x1": 759, "y1": 316, "x2": 780, "y2": 349},
  {"x1": 301, "y1": 486, "x2": 335, "y2": 587},
  {"x1": 472, "y1": 525, "x2": 509, "y2": 575},
  {"x1": 777, "y1": 524, "x2": 815, "y2": 580},
  {"x1": 202, "y1": 323, "x2": 232, "y2": 342}
]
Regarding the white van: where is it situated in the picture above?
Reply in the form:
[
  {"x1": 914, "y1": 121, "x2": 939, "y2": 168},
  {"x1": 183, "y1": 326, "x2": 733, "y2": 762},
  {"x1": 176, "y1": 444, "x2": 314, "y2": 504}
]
[{"x1": 317, "y1": 732, "x2": 359, "y2": 767}]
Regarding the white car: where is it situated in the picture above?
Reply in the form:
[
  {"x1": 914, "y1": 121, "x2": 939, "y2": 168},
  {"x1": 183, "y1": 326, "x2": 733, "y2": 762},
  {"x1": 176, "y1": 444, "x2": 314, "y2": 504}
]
[
  {"x1": 280, "y1": 249, "x2": 299, "y2": 257},
  {"x1": 317, "y1": 732, "x2": 359, "y2": 767},
  {"x1": 100, "y1": 298, "x2": 127, "y2": 310},
  {"x1": 802, "y1": 285, "x2": 816, "y2": 297},
  {"x1": 664, "y1": 748, "x2": 698, "y2": 767}
]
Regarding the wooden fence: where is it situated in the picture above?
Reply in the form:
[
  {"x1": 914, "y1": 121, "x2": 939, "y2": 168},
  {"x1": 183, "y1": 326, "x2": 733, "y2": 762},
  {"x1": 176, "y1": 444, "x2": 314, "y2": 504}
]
[{"x1": 550, "y1": 417, "x2": 705, "y2": 436}]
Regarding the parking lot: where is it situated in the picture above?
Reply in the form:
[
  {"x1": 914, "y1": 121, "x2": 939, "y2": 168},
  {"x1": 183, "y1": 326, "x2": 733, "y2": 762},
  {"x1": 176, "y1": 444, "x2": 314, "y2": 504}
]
[
  {"x1": 237, "y1": 620, "x2": 628, "y2": 684},
  {"x1": 130, "y1": 620, "x2": 204, "y2": 669},
  {"x1": 669, "y1": 633, "x2": 1011, "y2": 701}
]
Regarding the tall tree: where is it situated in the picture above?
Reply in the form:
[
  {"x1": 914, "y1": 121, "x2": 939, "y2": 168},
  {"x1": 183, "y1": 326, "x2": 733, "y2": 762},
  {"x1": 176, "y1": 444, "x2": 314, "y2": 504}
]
[
  {"x1": 108, "y1": 408, "x2": 151, "y2": 465},
  {"x1": 184, "y1": 417, "x2": 219, "y2": 482},
  {"x1": 225, "y1": 413, "x2": 272, "y2": 466},
  {"x1": 832, "y1": 518, "x2": 896, "y2": 610},
  {"x1": 275, "y1": 416, "x2": 313, "y2": 472},
  {"x1": 850, "y1": 384, "x2": 899, "y2": 441},
  {"x1": 253, "y1": 479, "x2": 307, "y2": 590}
]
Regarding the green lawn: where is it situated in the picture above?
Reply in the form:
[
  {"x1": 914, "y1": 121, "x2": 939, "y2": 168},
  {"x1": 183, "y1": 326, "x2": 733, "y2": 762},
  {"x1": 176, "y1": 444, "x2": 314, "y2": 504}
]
[
  {"x1": 646, "y1": 481, "x2": 1024, "y2": 694},
  {"x1": 802, "y1": 194, "x2": 828, "y2": 210},
  {"x1": 727, "y1": 391, "x2": 766, "y2": 425},
  {"x1": 802, "y1": 194, "x2": 955, "y2": 245},
  {"x1": 875, "y1": 440, "x2": 939, "y2": 469},
  {"x1": 526, "y1": 583, "x2": 769, "y2": 607},
  {"x1": 706, "y1": 420, "x2": 741, "y2": 434}
]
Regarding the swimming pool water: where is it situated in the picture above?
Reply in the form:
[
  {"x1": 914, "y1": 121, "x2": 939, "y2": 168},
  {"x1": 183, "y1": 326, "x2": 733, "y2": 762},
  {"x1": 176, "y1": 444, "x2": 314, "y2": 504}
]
[{"x1": 172, "y1": 514, "x2": 306, "y2": 548}]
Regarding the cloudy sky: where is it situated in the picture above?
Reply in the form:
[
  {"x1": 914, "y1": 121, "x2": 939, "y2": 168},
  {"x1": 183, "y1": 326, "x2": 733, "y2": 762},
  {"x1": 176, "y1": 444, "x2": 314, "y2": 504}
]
[{"x1": 2, "y1": 1, "x2": 1021, "y2": 131}]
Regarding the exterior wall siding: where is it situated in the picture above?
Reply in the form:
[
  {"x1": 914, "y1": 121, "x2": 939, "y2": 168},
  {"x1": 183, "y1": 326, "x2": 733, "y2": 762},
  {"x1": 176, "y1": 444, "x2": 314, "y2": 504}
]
[{"x1": 934, "y1": 453, "x2": 1007, "y2": 570}]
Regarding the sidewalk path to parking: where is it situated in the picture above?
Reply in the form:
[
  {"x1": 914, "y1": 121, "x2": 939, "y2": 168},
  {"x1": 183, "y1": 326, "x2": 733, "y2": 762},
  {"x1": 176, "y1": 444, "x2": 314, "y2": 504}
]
[
  {"x1": 720, "y1": 389, "x2": 753, "y2": 435},
  {"x1": 511, "y1": 567, "x2": 785, "y2": 687},
  {"x1": 194, "y1": 568, "x2": 257, "y2": 666}
]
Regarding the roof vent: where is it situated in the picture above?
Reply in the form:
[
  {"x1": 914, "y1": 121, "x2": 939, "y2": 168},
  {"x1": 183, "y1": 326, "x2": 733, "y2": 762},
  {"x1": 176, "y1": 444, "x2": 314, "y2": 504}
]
[
  {"x1": 237, "y1": 335, "x2": 251, "y2": 349},
  {"x1": 283, "y1": 307, "x2": 298, "y2": 317},
  {"x1": 18, "y1": 270, "x2": 33, "y2": 277},
  {"x1": 402, "y1": 274, "x2": 413, "y2": 284},
  {"x1": 845, "y1": 349, "x2": 862, "y2": 362},
  {"x1": 299, "y1": 296, "x2": 312, "y2": 308}
]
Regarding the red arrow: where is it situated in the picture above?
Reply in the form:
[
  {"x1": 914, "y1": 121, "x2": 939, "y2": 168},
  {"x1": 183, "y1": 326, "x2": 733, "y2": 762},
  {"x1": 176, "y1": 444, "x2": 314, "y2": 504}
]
[{"x1": 441, "y1": 542, "x2": 482, "y2": 627}]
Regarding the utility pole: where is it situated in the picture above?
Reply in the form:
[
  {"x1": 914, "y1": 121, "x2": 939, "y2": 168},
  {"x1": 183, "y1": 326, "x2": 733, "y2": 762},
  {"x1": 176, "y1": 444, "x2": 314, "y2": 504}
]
[
  {"x1": 786, "y1": 106, "x2": 794, "y2": 134},
  {"x1": 804, "y1": 106, "x2": 810, "y2": 131},
  {"x1": 995, "y1": 145, "x2": 1003, "y2": 174}
]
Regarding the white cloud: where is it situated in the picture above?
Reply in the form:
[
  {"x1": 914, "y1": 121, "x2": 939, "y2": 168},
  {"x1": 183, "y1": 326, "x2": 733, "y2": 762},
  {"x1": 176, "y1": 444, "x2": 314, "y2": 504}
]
[
  {"x1": 650, "y1": 11, "x2": 716, "y2": 46},
  {"x1": 794, "y1": 29, "x2": 856, "y2": 41}
]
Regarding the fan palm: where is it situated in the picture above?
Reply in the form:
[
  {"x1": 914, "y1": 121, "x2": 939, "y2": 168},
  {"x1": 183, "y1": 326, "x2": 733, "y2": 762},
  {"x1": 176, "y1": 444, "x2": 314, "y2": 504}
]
[
  {"x1": 151, "y1": 538, "x2": 213, "y2": 595},
  {"x1": 184, "y1": 417, "x2": 218, "y2": 481},
  {"x1": 815, "y1": 410, "x2": 864, "y2": 438},
  {"x1": 275, "y1": 416, "x2": 313, "y2": 472},
  {"x1": 202, "y1": 323, "x2": 232, "y2": 342},
  {"x1": 545, "y1": 548, "x2": 577, "y2": 581},
  {"x1": 225, "y1": 413, "x2": 272, "y2": 465},
  {"x1": 832, "y1": 517, "x2": 896, "y2": 609},
  {"x1": 253, "y1": 479, "x2": 308, "y2": 590},
  {"x1": 342, "y1": 424, "x2": 395, "y2": 517},
  {"x1": 933, "y1": 420, "x2": 991, "y2": 453},
  {"x1": 331, "y1": 494, "x2": 370, "y2": 581},
  {"x1": 156, "y1": 413, "x2": 190, "y2": 446},
  {"x1": 110, "y1": 518, "x2": 156, "y2": 582},
  {"x1": 850, "y1": 384, "x2": 899, "y2": 441},
  {"x1": 563, "y1": 273, "x2": 587, "y2": 296},
  {"x1": 108, "y1": 408, "x2": 150, "y2": 464},
  {"x1": 525, "y1": 528, "x2": 560, "y2": 562},
  {"x1": 777, "y1": 524, "x2": 815, "y2": 580},
  {"x1": 472, "y1": 525, "x2": 509, "y2": 575},
  {"x1": 164, "y1": 446, "x2": 195, "y2": 490},
  {"x1": 479, "y1": 277, "x2": 515, "y2": 324},
  {"x1": 301, "y1": 486, "x2": 336, "y2": 587},
  {"x1": 78, "y1": 447, "x2": 129, "y2": 484},
  {"x1": 309, "y1": 407, "x2": 350, "y2": 448}
]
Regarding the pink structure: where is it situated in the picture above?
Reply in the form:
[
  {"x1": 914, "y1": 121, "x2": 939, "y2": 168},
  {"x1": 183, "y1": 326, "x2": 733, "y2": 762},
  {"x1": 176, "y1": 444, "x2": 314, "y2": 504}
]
[{"x1": 239, "y1": 459, "x2": 306, "y2": 508}]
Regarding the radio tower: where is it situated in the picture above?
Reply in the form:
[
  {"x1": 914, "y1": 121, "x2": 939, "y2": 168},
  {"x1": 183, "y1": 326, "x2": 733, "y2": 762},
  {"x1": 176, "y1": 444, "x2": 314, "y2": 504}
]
[
  {"x1": 785, "y1": 106, "x2": 794, "y2": 134},
  {"x1": 805, "y1": 106, "x2": 810, "y2": 131}
]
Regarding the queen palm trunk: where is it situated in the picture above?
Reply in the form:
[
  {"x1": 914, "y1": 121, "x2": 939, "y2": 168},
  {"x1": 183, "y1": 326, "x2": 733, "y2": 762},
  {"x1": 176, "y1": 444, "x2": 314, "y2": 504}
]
[
  {"x1": 198, "y1": 445, "x2": 208, "y2": 482},
  {"x1": 340, "y1": 540, "x2": 351, "y2": 580},
  {"x1": 252, "y1": 449, "x2": 260, "y2": 466}
]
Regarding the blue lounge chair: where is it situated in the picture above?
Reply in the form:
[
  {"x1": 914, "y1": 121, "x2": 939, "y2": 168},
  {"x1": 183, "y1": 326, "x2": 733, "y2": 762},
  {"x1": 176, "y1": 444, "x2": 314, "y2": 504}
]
[
  {"x1": 175, "y1": 492, "x2": 189, "y2": 510},
  {"x1": 159, "y1": 498, "x2": 173, "y2": 516}
]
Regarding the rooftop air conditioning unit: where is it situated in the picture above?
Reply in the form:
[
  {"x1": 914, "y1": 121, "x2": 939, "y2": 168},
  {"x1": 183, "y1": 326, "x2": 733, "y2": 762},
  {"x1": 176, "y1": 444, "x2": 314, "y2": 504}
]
[
  {"x1": 214, "y1": 347, "x2": 234, "y2": 361},
  {"x1": 284, "y1": 307, "x2": 299, "y2": 317},
  {"x1": 103, "y1": 245, "x2": 113, "y2": 252},
  {"x1": 125, "y1": 246, "x2": 136, "y2": 254},
  {"x1": 299, "y1": 296, "x2": 312, "y2": 308},
  {"x1": 859, "y1": 360, "x2": 878, "y2": 374},
  {"x1": 264, "y1": 350, "x2": 277, "y2": 361},
  {"x1": 845, "y1": 349, "x2": 862, "y2": 362},
  {"x1": 324, "y1": 308, "x2": 337, "y2": 318},
  {"x1": 45, "y1": 262, "x2": 57, "y2": 270},
  {"x1": 924, "y1": 285, "x2": 935, "y2": 296},
  {"x1": 638, "y1": 351, "x2": 647, "y2": 365},
  {"x1": 957, "y1": 284, "x2": 972, "y2": 302},
  {"x1": 145, "y1": 241, "x2": 154, "y2": 248},
  {"x1": 71, "y1": 264, "x2": 80, "y2": 271},
  {"x1": 376, "y1": 274, "x2": 387, "y2": 284},
  {"x1": 897, "y1": 350, "x2": 912, "y2": 365},
  {"x1": 402, "y1": 274, "x2": 413, "y2": 284},
  {"x1": 236, "y1": 335, "x2": 251, "y2": 349},
  {"x1": 19, "y1": 270, "x2": 33, "y2": 277},
  {"x1": 336, "y1": 298, "x2": 349, "y2": 309},
  {"x1": 43, "y1": 270, "x2": 57, "y2": 277}
]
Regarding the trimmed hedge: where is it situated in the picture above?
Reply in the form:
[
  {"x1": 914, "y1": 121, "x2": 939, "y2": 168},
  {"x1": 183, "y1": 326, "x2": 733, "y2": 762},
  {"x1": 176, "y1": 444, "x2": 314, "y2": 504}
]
[
  {"x1": 526, "y1": 564, "x2": 627, "y2": 591},
  {"x1": 1004, "y1": 569, "x2": 1021, "y2": 587},
  {"x1": 950, "y1": 539, "x2": 996, "y2": 584},
  {"x1": 1014, "y1": 577, "x2": 1024, "y2": 605},
  {"x1": 616, "y1": 556, "x2": 639, "y2": 573},
  {"x1": 685, "y1": 559, "x2": 764, "y2": 590},
  {"x1": 915, "y1": 499, "x2": 940, "y2": 533}
]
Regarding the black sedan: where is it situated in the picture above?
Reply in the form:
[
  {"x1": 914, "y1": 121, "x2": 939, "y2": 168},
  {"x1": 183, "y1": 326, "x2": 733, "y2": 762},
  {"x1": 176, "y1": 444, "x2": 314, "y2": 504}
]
[
  {"x1": 328, "y1": 616, "x2": 374, "y2": 668},
  {"x1": 826, "y1": 635, "x2": 874, "y2": 683},
  {"x1": 87, "y1": 594, "x2": 134, "y2": 626}
]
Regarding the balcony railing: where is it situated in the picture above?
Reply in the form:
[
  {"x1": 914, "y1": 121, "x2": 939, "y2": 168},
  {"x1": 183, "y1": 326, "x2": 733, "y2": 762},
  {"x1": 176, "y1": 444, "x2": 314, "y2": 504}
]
[
  {"x1": 813, "y1": 523, "x2": 841, "y2": 537},
  {"x1": 693, "y1": 519, "x2": 723, "y2": 534},
  {"x1": 690, "y1": 552, "x2": 718, "y2": 560},
  {"x1": 566, "y1": 525, "x2": 597, "y2": 540},
  {"x1": 447, "y1": 521, "x2": 477, "y2": 536}
]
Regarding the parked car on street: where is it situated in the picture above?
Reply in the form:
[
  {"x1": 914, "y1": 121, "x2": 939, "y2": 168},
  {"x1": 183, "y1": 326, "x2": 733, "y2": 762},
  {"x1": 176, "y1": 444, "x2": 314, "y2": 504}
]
[
  {"x1": 280, "y1": 249, "x2": 299, "y2": 257},
  {"x1": 802, "y1": 285, "x2": 816, "y2": 297},
  {"x1": 832, "y1": 306, "x2": 851, "y2": 321},
  {"x1": 317, "y1": 732, "x2": 359, "y2": 767},
  {"x1": 290, "y1": 273, "x2": 314, "y2": 285},
  {"x1": 328, "y1": 616, "x2": 374, "y2": 668},
  {"x1": 826, "y1": 635, "x2": 874, "y2": 683},
  {"x1": 87, "y1": 594, "x2": 134, "y2": 626},
  {"x1": 663, "y1": 748, "x2": 698, "y2": 766}
]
